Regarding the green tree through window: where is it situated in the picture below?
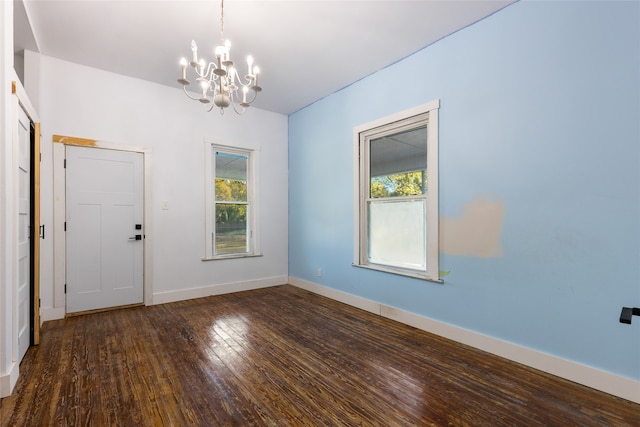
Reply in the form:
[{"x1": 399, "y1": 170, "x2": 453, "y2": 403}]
[
  {"x1": 370, "y1": 171, "x2": 426, "y2": 198},
  {"x1": 214, "y1": 151, "x2": 249, "y2": 255}
]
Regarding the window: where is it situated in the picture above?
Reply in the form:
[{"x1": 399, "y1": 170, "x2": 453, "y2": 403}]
[
  {"x1": 205, "y1": 144, "x2": 259, "y2": 259},
  {"x1": 353, "y1": 100, "x2": 440, "y2": 282}
]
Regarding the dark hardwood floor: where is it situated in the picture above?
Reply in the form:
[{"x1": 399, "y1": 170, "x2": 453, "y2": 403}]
[{"x1": 1, "y1": 285, "x2": 638, "y2": 426}]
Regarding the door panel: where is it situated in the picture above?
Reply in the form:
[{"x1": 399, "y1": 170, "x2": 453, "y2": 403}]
[
  {"x1": 66, "y1": 146, "x2": 143, "y2": 313},
  {"x1": 17, "y1": 107, "x2": 30, "y2": 361}
]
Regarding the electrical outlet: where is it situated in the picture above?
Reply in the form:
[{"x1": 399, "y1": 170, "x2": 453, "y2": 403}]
[{"x1": 317, "y1": 268, "x2": 322, "y2": 277}]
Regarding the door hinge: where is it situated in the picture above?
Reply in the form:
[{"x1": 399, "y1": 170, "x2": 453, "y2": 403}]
[
  {"x1": 40, "y1": 152, "x2": 42, "y2": 162},
  {"x1": 64, "y1": 158, "x2": 66, "y2": 168},
  {"x1": 64, "y1": 221, "x2": 67, "y2": 231},
  {"x1": 39, "y1": 298, "x2": 41, "y2": 308},
  {"x1": 64, "y1": 284, "x2": 67, "y2": 294}
]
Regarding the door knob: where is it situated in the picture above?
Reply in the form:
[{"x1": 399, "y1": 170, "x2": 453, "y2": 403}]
[{"x1": 128, "y1": 235, "x2": 142, "y2": 241}]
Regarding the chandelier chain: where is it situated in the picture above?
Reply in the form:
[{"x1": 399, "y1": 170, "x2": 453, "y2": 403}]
[{"x1": 220, "y1": 0, "x2": 225, "y2": 44}]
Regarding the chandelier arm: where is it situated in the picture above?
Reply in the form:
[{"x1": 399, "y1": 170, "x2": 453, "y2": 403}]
[
  {"x1": 237, "y1": 74, "x2": 254, "y2": 87},
  {"x1": 205, "y1": 100, "x2": 218, "y2": 112},
  {"x1": 183, "y1": 86, "x2": 205, "y2": 101},
  {"x1": 193, "y1": 62, "x2": 214, "y2": 80},
  {"x1": 244, "y1": 88, "x2": 258, "y2": 105},
  {"x1": 206, "y1": 62, "x2": 220, "y2": 79},
  {"x1": 229, "y1": 99, "x2": 247, "y2": 115}
]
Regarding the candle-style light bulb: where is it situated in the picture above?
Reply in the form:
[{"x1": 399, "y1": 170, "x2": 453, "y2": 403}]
[
  {"x1": 247, "y1": 56, "x2": 254, "y2": 76},
  {"x1": 214, "y1": 46, "x2": 223, "y2": 71},
  {"x1": 252, "y1": 66, "x2": 261, "y2": 92},
  {"x1": 177, "y1": 58, "x2": 189, "y2": 85},
  {"x1": 199, "y1": 80, "x2": 210, "y2": 103},
  {"x1": 190, "y1": 40, "x2": 198, "y2": 66},
  {"x1": 223, "y1": 40, "x2": 231, "y2": 63},
  {"x1": 220, "y1": 40, "x2": 233, "y2": 68},
  {"x1": 213, "y1": 46, "x2": 227, "y2": 76},
  {"x1": 242, "y1": 85, "x2": 248, "y2": 103}
]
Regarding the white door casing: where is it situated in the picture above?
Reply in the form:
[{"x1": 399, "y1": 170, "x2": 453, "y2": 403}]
[
  {"x1": 17, "y1": 106, "x2": 30, "y2": 361},
  {"x1": 65, "y1": 146, "x2": 143, "y2": 313}
]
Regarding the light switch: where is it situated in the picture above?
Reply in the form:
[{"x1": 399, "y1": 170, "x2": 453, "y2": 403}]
[{"x1": 162, "y1": 201, "x2": 169, "y2": 210}]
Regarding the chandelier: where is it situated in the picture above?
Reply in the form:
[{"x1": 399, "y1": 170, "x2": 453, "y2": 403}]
[{"x1": 177, "y1": 0, "x2": 261, "y2": 114}]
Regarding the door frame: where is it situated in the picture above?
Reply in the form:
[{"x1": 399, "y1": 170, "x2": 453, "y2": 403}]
[
  {"x1": 11, "y1": 80, "x2": 40, "y2": 346},
  {"x1": 52, "y1": 136, "x2": 153, "y2": 314}
]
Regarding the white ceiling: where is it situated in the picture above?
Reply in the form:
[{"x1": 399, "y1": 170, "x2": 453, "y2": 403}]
[{"x1": 16, "y1": 0, "x2": 513, "y2": 115}]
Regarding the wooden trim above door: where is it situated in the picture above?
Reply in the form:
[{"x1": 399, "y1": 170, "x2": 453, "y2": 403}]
[{"x1": 53, "y1": 134, "x2": 97, "y2": 147}]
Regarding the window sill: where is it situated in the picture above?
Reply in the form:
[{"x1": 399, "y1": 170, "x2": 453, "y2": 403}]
[
  {"x1": 202, "y1": 253, "x2": 263, "y2": 262},
  {"x1": 352, "y1": 263, "x2": 444, "y2": 284}
]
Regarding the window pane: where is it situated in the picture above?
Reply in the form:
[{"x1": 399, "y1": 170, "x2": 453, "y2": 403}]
[
  {"x1": 215, "y1": 152, "x2": 247, "y2": 202},
  {"x1": 215, "y1": 204, "x2": 248, "y2": 254},
  {"x1": 370, "y1": 126, "x2": 427, "y2": 198},
  {"x1": 367, "y1": 199, "x2": 426, "y2": 270}
]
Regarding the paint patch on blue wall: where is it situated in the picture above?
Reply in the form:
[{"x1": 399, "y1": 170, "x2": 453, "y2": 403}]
[{"x1": 442, "y1": 195, "x2": 504, "y2": 258}]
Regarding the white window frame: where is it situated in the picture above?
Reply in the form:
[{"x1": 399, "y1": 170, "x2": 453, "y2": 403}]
[
  {"x1": 204, "y1": 142, "x2": 261, "y2": 260},
  {"x1": 353, "y1": 100, "x2": 441, "y2": 282}
]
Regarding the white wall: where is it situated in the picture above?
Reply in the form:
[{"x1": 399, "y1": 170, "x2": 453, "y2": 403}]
[{"x1": 38, "y1": 55, "x2": 288, "y2": 317}]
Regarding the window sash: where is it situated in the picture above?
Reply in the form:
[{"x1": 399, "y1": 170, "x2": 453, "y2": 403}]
[
  {"x1": 366, "y1": 198, "x2": 427, "y2": 270},
  {"x1": 205, "y1": 143, "x2": 257, "y2": 260},
  {"x1": 214, "y1": 201, "x2": 250, "y2": 255},
  {"x1": 361, "y1": 125, "x2": 429, "y2": 272},
  {"x1": 353, "y1": 100, "x2": 440, "y2": 282}
]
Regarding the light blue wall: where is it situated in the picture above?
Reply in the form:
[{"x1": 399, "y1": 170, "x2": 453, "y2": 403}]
[{"x1": 288, "y1": 1, "x2": 640, "y2": 380}]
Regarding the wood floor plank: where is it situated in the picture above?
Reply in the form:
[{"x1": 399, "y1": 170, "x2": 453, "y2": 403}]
[{"x1": 1, "y1": 285, "x2": 638, "y2": 426}]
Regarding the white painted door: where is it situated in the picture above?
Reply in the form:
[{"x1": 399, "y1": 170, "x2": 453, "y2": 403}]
[
  {"x1": 17, "y1": 107, "x2": 31, "y2": 361},
  {"x1": 66, "y1": 146, "x2": 143, "y2": 313}
]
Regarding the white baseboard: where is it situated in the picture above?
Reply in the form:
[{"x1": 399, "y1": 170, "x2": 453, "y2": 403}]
[
  {"x1": 289, "y1": 276, "x2": 640, "y2": 404},
  {"x1": 0, "y1": 361, "x2": 19, "y2": 398},
  {"x1": 153, "y1": 275, "x2": 288, "y2": 305},
  {"x1": 38, "y1": 277, "x2": 289, "y2": 321},
  {"x1": 40, "y1": 306, "x2": 66, "y2": 322}
]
